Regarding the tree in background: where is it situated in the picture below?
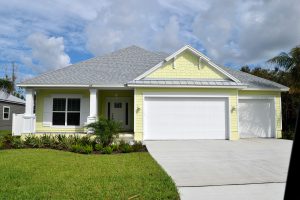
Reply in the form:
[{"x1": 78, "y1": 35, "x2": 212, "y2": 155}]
[
  {"x1": 0, "y1": 62, "x2": 24, "y2": 99},
  {"x1": 268, "y1": 46, "x2": 300, "y2": 90},
  {"x1": 0, "y1": 78, "x2": 14, "y2": 93},
  {"x1": 240, "y1": 46, "x2": 300, "y2": 139}
]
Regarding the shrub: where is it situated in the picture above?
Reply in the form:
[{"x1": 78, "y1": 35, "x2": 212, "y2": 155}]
[
  {"x1": 0, "y1": 138, "x2": 4, "y2": 149},
  {"x1": 79, "y1": 136, "x2": 93, "y2": 146},
  {"x1": 85, "y1": 116, "x2": 121, "y2": 146},
  {"x1": 118, "y1": 140, "x2": 133, "y2": 153},
  {"x1": 110, "y1": 144, "x2": 119, "y2": 152},
  {"x1": 11, "y1": 137, "x2": 24, "y2": 149},
  {"x1": 132, "y1": 141, "x2": 146, "y2": 152},
  {"x1": 2, "y1": 135, "x2": 14, "y2": 147},
  {"x1": 82, "y1": 145, "x2": 93, "y2": 154},
  {"x1": 71, "y1": 144, "x2": 93, "y2": 154},
  {"x1": 55, "y1": 135, "x2": 72, "y2": 150},
  {"x1": 71, "y1": 144, "x2": 82, "y2": 153},
  {"x1": 40, "y1": 135, "x2": 53, "y2": 147},
  {"x1": 102, "y1": 146, "x2": 113, "y2": 154},
  {"x1": 24, "y1": 135, "x2": 43, "y2": 148},
  {"x1": 94, "y1": 143, "x2": 103, "y2": 151}
]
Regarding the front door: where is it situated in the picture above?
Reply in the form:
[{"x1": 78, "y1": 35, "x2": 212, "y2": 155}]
[{"x1": 106, "y1": 97, "x2": 132, "y2": 131}]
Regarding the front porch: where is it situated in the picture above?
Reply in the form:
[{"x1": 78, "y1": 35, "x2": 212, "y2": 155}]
[{"x1": 12, "y1": 88, "x2": 134, "y2": 137}]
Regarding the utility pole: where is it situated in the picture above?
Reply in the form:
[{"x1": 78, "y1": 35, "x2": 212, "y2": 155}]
[{"x1": 11, "y1": 61, "x2": 16, "y2": 92}]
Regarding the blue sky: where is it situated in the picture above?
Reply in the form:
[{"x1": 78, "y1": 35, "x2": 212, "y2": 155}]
[{"x1": 0, "y1": 0, "x2": 299, "y2": 83}]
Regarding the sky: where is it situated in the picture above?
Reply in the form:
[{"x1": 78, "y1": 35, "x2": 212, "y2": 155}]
[{"x1": 0, "y1": 0, "x2": 299, "y2": 83}]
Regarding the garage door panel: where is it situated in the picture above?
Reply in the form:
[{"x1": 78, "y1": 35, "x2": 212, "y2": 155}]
[
  {"x1": 239, "y1": 99, "x2": 275, "y2": 138},
  {"x1": 144, "y1": 97, "x2": 228, "y2": 140}
]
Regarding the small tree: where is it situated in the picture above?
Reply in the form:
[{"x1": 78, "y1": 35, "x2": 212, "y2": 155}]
[
  {"x1": 85, "y1": 116, "x2": 121, "y2": 146},
  {"x1": 0, "y1": 78, "x2": 13, "y2": 93}
]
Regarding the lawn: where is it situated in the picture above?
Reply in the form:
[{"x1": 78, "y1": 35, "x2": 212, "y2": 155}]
[{"x1": 0, "y1": 149, "x2": 179, "y2": 199}]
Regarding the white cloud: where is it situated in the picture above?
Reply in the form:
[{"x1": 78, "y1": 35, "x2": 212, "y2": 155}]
[
  {"x1": 24, "y1": 33, "x2": 70, "y2": 73},
  {"x1": 0, "y1": 0, "x2": 300, "y2": 77},
  {"x1": 191, "y1": 0, "x2": 300, "y2": 65}
]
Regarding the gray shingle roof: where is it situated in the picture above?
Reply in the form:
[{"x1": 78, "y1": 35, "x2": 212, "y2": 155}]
[
  {"x1": 0, "y1": 91, "x2": 25, "y2": 104},
  {"x1": 219, "y1": 66, "x2": 289, "y2": 90},
  {"x1": 19, "y1": 45, "x2": 288, "y2": 90},
  {"x1": 20, "y1": 46, "x2": 167, "y2": 86}
]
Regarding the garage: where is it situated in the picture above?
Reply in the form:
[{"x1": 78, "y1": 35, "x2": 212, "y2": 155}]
[
  {"x1": 238, "y1": 99, "x2": 275, "y2": 138},
  {"x1": 143, "y1": 96, "x2": 229, "y2": 140}
]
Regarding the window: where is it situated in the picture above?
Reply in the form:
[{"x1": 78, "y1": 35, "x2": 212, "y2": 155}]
[
  {"x1": 52, "y1": 98, "x2": 80, "y2": 126},
  {"x1": 3, "y1": 106, "x2": 10, "y2": 120},
  {"x1": 114, "y1": 102, "x2": 122, "y2": 108}
]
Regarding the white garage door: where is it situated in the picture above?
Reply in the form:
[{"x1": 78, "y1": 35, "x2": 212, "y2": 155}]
[
  {"x1": 239, "y1": 99, "x2": 275, "y2": 138},
  {"x1": 144, "y1": 97, "x2": 228, "y2": 140}
]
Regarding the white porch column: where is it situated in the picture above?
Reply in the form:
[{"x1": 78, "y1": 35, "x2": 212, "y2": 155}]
[
  {"x1": 23, "y1": 88, "x2": 36, "y2": 133},
  {"x1": 87, "y1": 88, "x2": 98, "y2": 124}
]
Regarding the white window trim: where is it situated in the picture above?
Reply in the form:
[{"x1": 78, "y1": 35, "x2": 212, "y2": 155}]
[
  {"x1": 3, "y1": 106, "x2": 10, "y2": 120},
  {"x1": 50, "y1": 94, "x2": 83, "y2": 128}
]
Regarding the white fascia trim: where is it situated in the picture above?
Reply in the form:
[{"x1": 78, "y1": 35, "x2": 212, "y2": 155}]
[
  {"x1": 17, "y1": 84, "x2": 90, "y2": 88},
  {"x1": 241, "y1": 88, "x2": 289, "y2": 92},
  {"x1": 127, "y1": 84, "x2": 246, "y2": 89},
  {"x1": 134, "y1": 61, "x2": 165, "y2": 81},
  {"x1": 17, "y1": 84, "x2": 126, "y2": 88},
  {"x1": 164, "y1": 45, "x2": 210, "y2": 61},
  {"x1": 133, "y1": 45, "x2": 240, "y2": 83},
  {"x1": 0, "y1": 99, "x2": 25, "y2": 105}
]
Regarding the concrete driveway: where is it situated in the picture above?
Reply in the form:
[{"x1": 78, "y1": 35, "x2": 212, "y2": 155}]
[{"x1": 146, "y1": 139, "x2": 292, "y2": 200}]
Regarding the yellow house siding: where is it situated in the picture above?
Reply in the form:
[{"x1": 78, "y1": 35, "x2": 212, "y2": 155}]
[
  {"x1": 35, "y1": 89, "x2": 89, "y2": 133},
  {"x1": 146, "y1": 51, "x2": 227, "y2": 79},
  {"x1": 134, "y1": 88, "x2": 239, "y2": 141},
  {"x1": 238, "y1": 90, "x2": 282, "y2": 138}
]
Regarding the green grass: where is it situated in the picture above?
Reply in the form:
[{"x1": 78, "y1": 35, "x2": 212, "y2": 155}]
[
  {"x1": 0, "y1": 149, "x2": 179, "y2": 200},
  {"x1": 0, "y1": 130, "x2": 11, "y2": 137}
]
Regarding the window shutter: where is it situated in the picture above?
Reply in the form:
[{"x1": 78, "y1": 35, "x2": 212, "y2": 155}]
[
  {"x1": 43, "y1": 96, "x2": 52, "y2": 127},
  {"x1": 81, "y1": 97, "x2": 90, "y2": 125}
]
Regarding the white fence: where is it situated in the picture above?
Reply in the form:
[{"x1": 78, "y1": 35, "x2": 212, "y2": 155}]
[{"x1": 12, "y1": 114, "x2": 36, "y2": 136}]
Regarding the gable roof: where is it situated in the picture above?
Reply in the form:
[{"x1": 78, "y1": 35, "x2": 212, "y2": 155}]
[
  {"x1": 0, "y1": 90, "x2": 25, "y2": 105},
  {"x1": 18, "y1": 45, "x2": 288, "y2": 91},
  {"x1": 134, "y1": 45, "x2": 240, "y2": 83}
]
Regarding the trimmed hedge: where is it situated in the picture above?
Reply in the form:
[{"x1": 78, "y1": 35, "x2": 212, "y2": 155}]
[{"x1": 0, "y1": 134, "x2": 146, "y2": 155}]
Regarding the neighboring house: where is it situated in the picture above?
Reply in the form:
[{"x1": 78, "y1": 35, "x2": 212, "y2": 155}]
[
  {"x1": 0, "y1": 91, "x2": 25, "y2": 130},
  {"x1": 16, "y1": 45, "x2": 288, "y2": 140}
]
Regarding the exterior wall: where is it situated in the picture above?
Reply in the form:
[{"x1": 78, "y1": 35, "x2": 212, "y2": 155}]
[
  {"x1": 35, "y1": 89, "x2": 134, "y2": 133},
  {"x1": 146, "y1": 51, "x2": 227, "y2": 79},
  {"x1": 134, "y1": 88, "x2": 239, "y2": 141},
  {"x1": 98, "y1": 90, "x2": 134, "y2": 131},
  {"x1": 238, "y1": 90, "x2": 282, "y2": 138},
  {"x1": 0, "y1": 102, "x2": 25, "y2": 130},
  {"x1": 35, "y1": 89, "x2": 89, "y2": 133}
]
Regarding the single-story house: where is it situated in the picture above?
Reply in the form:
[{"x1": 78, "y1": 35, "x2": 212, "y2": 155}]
[
  {"x1": 16, "y1": 45, "x2": 289, "y2": 140},
  {"x1": 0, "y1": 90, "x2": 25, "y2": 130}
]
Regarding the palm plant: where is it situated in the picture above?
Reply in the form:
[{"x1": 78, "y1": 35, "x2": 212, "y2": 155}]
[
  {"x1": 85, "y1": 116, "x2": 121, "y2": 146},
  {"x1": 268, "y1": 46, "x2": 300, "y2": 88}
]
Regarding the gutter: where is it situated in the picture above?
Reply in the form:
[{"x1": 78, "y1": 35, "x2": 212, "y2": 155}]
[
  {"x1": 126, "y1": 84, "x2": 247, "y2": 89},
  {"x1": 17, "y1": 84, "x2": 126, "y2": 88}
]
